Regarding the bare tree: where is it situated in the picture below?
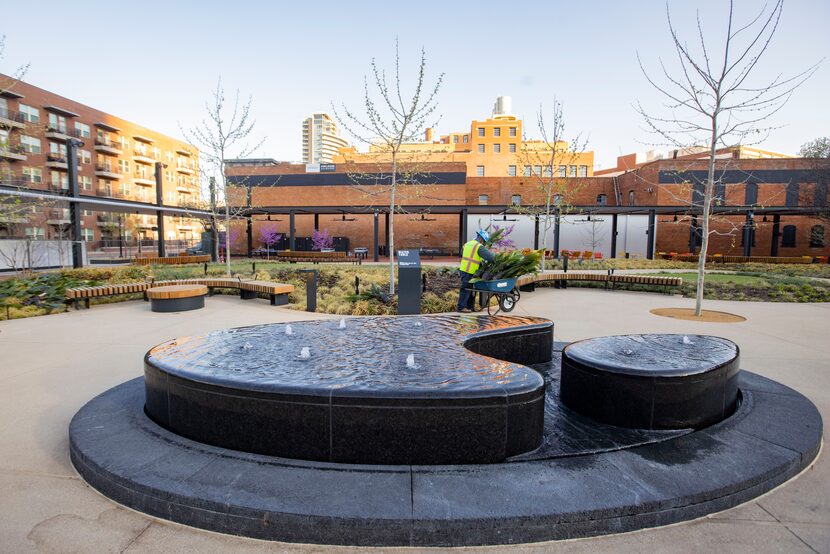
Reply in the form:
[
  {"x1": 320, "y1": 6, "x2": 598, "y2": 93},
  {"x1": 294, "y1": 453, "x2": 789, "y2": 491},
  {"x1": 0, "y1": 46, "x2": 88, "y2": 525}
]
[
  {"x1": 516, "y1": 99, "x2": 589, "y2": 270},
  {"x1": 637, "y1": 0, "x2": 819, "y2": 316},
  {"x1": 334, "y1": 39, "x2": 444, "y2": 294},
  {"x1": 181, "y1": 79, "x2": 263, "y2": 275}
]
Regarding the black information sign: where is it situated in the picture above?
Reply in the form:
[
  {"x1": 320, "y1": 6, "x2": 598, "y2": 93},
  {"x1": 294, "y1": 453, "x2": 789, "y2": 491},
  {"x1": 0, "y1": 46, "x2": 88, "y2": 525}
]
[{"x1": 397, "y1": 250, "x2": 422, "y2": 314}]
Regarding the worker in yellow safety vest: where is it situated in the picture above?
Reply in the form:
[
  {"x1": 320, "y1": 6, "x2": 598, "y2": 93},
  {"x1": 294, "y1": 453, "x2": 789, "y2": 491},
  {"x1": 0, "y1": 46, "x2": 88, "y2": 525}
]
[{"x1": 457, "y1": 229, "x2": 495, "y2": 312}]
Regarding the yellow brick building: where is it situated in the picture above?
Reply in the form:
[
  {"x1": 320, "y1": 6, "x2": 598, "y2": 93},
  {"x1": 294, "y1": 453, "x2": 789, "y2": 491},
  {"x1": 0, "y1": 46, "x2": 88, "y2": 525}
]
[{"x1": 332, "y1": 97, "x2": 594, "y2": 178}]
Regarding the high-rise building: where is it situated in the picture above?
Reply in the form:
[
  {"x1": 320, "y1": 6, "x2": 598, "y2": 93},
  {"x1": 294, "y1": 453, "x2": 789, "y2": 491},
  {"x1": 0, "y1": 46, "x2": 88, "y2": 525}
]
[
  {"x1": 301, "y1": 113, "x2": 349, "y2": 164},
  {"x1": 0, "y1": 75, "x2": 201, "y2": 247}
]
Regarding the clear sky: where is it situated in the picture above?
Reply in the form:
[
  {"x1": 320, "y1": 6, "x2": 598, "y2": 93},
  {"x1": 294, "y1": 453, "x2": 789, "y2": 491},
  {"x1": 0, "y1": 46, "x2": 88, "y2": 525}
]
[{"x1": 2, "y1": 0, "x2": 827, "y2": 169}]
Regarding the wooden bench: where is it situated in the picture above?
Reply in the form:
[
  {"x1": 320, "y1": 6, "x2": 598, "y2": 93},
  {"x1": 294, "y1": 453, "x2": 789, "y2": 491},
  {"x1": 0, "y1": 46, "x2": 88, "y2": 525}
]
[
  {"x1": 65, "y1": 278, "x2": 294, "y2": 309},
  {"x1": 517, "y1": 272, "x2": 683, "y2": 292},
  {"x1": 146, "y1": 284, "x2": 208, "y2": 312},
  {"x1": 664, "y1": 253, "x2": 814, "y2": 264},
  {"x1": 275, "y1": 251, "x2": 361, "y2": 265},
  {"x1": 133, "y1": 255, "x2": 212, "y2": 265}
]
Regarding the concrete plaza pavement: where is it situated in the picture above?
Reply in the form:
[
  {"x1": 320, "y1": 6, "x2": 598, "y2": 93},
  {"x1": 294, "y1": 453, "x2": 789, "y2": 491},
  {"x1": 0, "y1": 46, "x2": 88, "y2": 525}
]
[{"x1": 0, "y1": 290, "x2": 827, "y2": 553}]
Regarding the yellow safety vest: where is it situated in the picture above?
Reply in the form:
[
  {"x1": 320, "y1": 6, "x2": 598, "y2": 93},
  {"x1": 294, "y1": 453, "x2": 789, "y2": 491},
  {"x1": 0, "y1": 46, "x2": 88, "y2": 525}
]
[{"x1": 459, "y1": 240, "x2": 483, "y2": 274}]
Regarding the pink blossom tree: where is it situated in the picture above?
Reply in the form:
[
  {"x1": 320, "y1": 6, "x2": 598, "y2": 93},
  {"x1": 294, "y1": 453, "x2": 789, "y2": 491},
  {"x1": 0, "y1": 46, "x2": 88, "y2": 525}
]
[
  {"x1": 490, "y1": 224, "x2": 516, "y2": 250},
  {"x1": 312, "y1": 228, "x2": 334, "y2": 251},
  {"x1": 258, "y1": 223, "x2": 282, "y2": 259}
]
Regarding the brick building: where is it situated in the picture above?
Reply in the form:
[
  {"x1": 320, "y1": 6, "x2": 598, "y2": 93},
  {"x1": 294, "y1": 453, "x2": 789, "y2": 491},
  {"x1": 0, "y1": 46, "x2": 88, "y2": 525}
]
[
  {"x1": 0, "y1": 75, "x2": 201, "y2": 255},
  {"x1": 227, "y1": 155, "x2": 830, "y2": 260}
]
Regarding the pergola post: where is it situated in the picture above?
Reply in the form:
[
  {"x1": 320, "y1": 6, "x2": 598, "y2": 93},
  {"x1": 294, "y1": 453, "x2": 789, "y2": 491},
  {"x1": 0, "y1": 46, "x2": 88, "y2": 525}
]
[
  {"x1": 533, "y1": 215, "x2": 540, "y2": 250},
  {"x1": 459, "y1": 208, "x2": 468, "y2": 255},
  {"x1": 610, "y1": 213, "x2": 618, "y2": 258},
  {"x1": 154, "y1": 162, "x2": 166, "y2": 258},
  {"x1": 770, "y1": 214, "x2": 780, "y2": 256},
  {"x1": 373, "y1": 210, "x2": 379, "y2": 262},
  {"x1": 743, "y1": 211, "x2": 754, "y2": 257},
  {"x1": 553, "y1": 208, "x2": 561, "y2": 258},
  {"x1": 646, "y1": 209, "x2": 656, "y2": 259},
  {"x1": 289, "y1": 209, "x2": 296, "y2": 251}
]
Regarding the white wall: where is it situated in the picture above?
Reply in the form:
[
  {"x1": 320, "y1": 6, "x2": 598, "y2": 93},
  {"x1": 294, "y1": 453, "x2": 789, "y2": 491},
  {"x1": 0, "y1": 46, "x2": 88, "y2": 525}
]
[
  {"x1": 466, "y1": 214, "x2": 653, "y2": 258},
  {"x1": 0, "y1": 240, "x2": 87, "y2": 272}
]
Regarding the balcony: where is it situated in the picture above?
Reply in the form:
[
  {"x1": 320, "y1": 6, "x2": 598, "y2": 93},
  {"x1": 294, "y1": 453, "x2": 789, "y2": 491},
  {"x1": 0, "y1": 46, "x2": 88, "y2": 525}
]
[
  {"x1": 176, "y1": 185, "x2": 193, "y2": 193},
  {"x1": 94, "y1": 138, "x2": 122, "y2": 155},
  {"x1": 133, "y1": 150, "x2": 156, "y2": 165},
  {"x1": 44, "y1": 126, "x2": 71, "y2": 140},
  {"x1": 176, "y1": 165, "x2": 195, "y2": 175},
  {"x1": 95, "y1": 164, "x2": 122, "y2": 180},
  {"x1": 0, "y1": 144, "x2": 27, "y2": 161},
  {"x1": 48, "y1": 183, "x2": 70, "y2": 195},
  {"x1": 0, "y1": 108, "x2": 25, "y2": 129},
  {"x1": 45, "y1": 154, "x2": 68, "y2": 170},
  {"x1": 134, "y1": 176, "x2": 156, "y2": 186},
  {"x1": 46, "y1": 209, "x2": 71, "y2": 225}
]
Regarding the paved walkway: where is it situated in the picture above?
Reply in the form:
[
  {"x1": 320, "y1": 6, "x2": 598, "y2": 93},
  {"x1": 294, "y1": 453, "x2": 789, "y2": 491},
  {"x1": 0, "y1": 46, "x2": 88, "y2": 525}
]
[{"x1": 0, "y1": 292, "x2": 827, "y2": 553}]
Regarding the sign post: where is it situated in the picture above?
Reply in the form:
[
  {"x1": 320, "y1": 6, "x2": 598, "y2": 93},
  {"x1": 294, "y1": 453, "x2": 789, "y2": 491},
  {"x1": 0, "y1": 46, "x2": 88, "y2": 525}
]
[{"x1": 397, "y1": 249, "x2": 421, "y2": 315}]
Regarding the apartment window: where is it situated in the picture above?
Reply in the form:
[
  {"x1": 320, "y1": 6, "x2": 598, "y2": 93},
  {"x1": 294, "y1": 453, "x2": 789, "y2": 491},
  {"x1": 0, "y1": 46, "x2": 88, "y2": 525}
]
[
  {"x1": 48, "y1": 113, "x2": 67, "y2": 133},
  {"x1": 100, "y1": 181, "x2": 112, "y2": 195},
  {"x1": 569, "y1": 165, "x2": 577, "y2": 177},
  {"x1": 82, "y1": 228, "x2": 94, "y2": 241},
  {"x1": 23, "y1": 167, "x2": 42, "y2": 183},
  {"x1": 509, "y1": 127, "x2": 517, "y2": 137},
  {"x1": 523, "y1": 166, "x2": 531, "y2": 177},
  {"x1": 120, "y1": 136, "x2": 129, "y2": 150},
  {"x1": 476, "y1": 165, "x2": 485, "y2": 177},
  {"x1": 453, "y1": 135, "x2": 459, "y2": 144},
  {"x1": 166, "y1": 151, "x2": 174, "y2": 163},
  {"x1": 463, "y1": 135, "x2": 468, "y2": 143},
  {"x1": 511, "y1": 194, "x2": 521, "y2": 206},
  {"x1": 507, "y1": 165, "x2": 517, "y2": 177},
  {"x1": 579, "y1": 165, "x2": 588, "y2": 177},
  {"x1": 80, "y1": 176, "x2": 92, "y2": 190},
  {"x1": 82, "y1": 209, "x2": 93, "y2": 216},
  {"x1": 493, "y1": 144, "x2": 501, "y2": 153},
  {"x1": 508, "y1": 143, "x2": 516, "y2": 153},
  {"x1": 628, "y1": 190, "x2": 636, "y2": 206},
  {"x1": 810, "y1": 225, "x2": 825, "y2": 248},
  {"x1": 493, "y1": 128, "x2": 501, "y2": 137},
  {"x1": 533, "y1": 165, "x2": 542, "y2": 176},
  {"x1": 477, "y1": 128, "x2": 485, "y2": 137},
  {"x1": 135, "y1": 142, "x2": 147, "y2": 156},
  {"x1": 51, "y1": 171, "x2": 68, "y2": 189},
  {"x1": 118, "y1": 159, "x2": 130, "y2": 173},
  {"x1": 0, "y1": 97, "x2": 6, "y2": 116},
  {"x1": 120, "y1": 183, "x2": 131, "y2": 196},
  {"x1": 781, "y1": 225, "x2": 797, "y2": 247},
  {"x1": 166, "y1": 170, "x2": 173, "y2": 182},
  {"x1": 596, "y1": 194, "x2": 607, "y2": 206},
  {"x1": 79, "y1": 150, "x2": 92, "y2": 164},
  {"x1": 558, "y1": 165, "x2": 566, "y2": 177},
  {"x1": 20, "y1": 135, "x2": 41, "y2": 154},
  {"x1": 167, "y1": 190, "x2": 175, "y2": 203},
  {"x1": 25, "y1": 227, "x2": 45, "y2": 239},
  {"x1": 0, "y1": 128, "x2": 8, "y2": 148},
  {"x1": 19, "y1": 104, "x2": 39, "y2": 124},
  {"x1": 50, "y1": 142, "x2": 68, "y2": 158},
  {"x1": 478, "y1": 194, "x2": 489, "y2": 205},
  {"x1": 477, "y1": 144, "x2": 485, "y2": 153},
  {"x1": 543, "y1": 166, "x2": 553, "y2": 178},
  {"x1": 74, "y1": 122, "x2": 91, "y2": 138},
  {"x1": 153, "y1": 147, "x2": 160, "y2": 159}
]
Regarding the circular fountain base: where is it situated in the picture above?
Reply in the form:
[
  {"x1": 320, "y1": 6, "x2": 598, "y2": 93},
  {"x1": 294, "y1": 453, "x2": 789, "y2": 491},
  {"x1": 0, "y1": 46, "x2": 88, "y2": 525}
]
[{"x1": 70, "y1": 357, "x2": 822, "y2": 546}]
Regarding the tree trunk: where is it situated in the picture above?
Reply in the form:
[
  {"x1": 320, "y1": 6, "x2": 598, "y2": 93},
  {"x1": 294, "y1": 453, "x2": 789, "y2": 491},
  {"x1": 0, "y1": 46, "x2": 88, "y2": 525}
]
[
  {"x1": 695, "y1": 116, "x2": 719, "y2": 317},
  {"x1": 224, "y1": 202, "x2": 231, "y2": 276},
  {"x1": 388, "y1": 151, "x2": 396, "y2": 295}
]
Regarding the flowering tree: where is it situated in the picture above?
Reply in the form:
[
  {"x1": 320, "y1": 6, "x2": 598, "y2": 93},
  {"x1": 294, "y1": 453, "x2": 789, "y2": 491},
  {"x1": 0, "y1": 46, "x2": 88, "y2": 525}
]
[
  {"x1": 258, "y1": 223, "x2": 282, "y2": 259},
  {"x1": 489, "y1": 224, "x2": 516, "y2": 250},
  {"x1": 312, "y1": 228, "x2": 334, "y2": 251}
]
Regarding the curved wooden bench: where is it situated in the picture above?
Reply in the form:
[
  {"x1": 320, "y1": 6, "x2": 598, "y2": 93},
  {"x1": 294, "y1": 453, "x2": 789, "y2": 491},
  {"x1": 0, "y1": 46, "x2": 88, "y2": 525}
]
[
  {"x1": 65, "y1": 278, "x2": 294, "y2": 309},
  {"x1": 518, "y1": 272, "x2": 683, "y2": 292},
  {"x1": 147, "y1": 284, "x2": 208, "y2": 313}
]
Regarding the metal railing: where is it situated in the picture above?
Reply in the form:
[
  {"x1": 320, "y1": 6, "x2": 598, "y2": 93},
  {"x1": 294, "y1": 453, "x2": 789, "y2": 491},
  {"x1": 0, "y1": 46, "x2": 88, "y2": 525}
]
[{"x1": 0, "y1": 107, "x2": 25, "y2": 123}]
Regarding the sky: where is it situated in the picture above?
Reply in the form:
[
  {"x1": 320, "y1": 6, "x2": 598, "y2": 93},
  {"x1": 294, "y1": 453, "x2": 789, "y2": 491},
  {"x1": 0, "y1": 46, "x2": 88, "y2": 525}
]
[{"x1": 2, "y1": 0, "x2": 828, "y2": 170}]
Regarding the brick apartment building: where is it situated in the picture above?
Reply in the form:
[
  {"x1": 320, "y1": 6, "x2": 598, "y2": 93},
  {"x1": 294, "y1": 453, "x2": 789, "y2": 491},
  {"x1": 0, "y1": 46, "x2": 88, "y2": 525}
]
[
  {"x1": 0, "y1": 75, "x2": 201, "y2": 253},
  {"x1": 226, "y1": 155, "x2": 830, "y2": 260}
]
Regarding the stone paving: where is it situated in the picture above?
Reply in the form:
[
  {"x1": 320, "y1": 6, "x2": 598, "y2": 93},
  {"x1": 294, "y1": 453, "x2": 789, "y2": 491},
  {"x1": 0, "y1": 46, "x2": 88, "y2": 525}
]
[{"x1": 0, "y1": 290, "x2": 827, "y2": 553}]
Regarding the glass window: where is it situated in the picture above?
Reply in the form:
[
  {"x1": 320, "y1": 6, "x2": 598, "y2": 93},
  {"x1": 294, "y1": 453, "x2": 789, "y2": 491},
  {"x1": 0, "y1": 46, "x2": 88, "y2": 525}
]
[
  {"x1": 523, "y1": 166, "x2": 531, "y2": 177},
  {"x1": 453, "y1": 135, "x2": 458, "y2": 144},
  {"x1": 0, "y1": 128, "x2": 8, "y2": 148},
  {"x1": 509, "y1": 127, "x2": 517, "y2": 137},
  {"x1": 493, "y1": 144, "x2": 501, "y2": 153},
  {"x1": 118, "y1": 159, "x2": 130, "y2": 173},
  {"x1": 23, "y1": 167, "x2": 42, "y2": 183},
  {"x1": 48, "y1": 113, "x2": 67, "y2": 133},
  {"x1": 478, "y1": 194, "x2": 488, "y2": 205},
  {"x1": 781, "y1": 225, "x2": 797, "y2": 247},
  {"x1": 477, "y1": 144, "x2": 485, "y2": 153},
  {"x1": 19, "y1": 104, "x2": 39, "y2": 124},
  {"x1": 477, "y1": 128, "x2": 485, "y2": 137},
  {"x1": 543, "y1": 166, "x2": 552, "y2": 178},
  {"x1": 82, "y1": 228, "x2": 94, "y2": 241},
  {"x1": 476, "y1": 165, "x2": 485, "y2": 177},
  {"x1": 74, "y1": 122, "x2": 91, "y2": 138},
  {"x1": 25, "y1": 227, "x2": 45, "y2": 239},
  {"x1": 533, "y1": 165, "x2": 542, "y2": 176},
  {"x1": 511, "y1": 194, "x2": 521, "y2": 205},
  {"x1": 463, "y1": 135, "x2": 468, "y2": 143},
  {"x1": 579, "y1": 165, "x2": 588, "y2": 177},
  {"x1": 628, "y1": 190, "x2": 636, "y2": 206},
  {"x1": 508, "y1": 165, "x2": 516, "y2": 177},
  {"x1": 50, "y1": 171, "x2": 68, "y2": 188},
  {"x1": 508, "y1": 143, "x2": 516, "y2": 153},
  {"x1": 569, "y1": 165, "x2": 577, "y2": 177},
  {"x1": 20, "y1": 135, "x2": 41, "y2": 154},
  {"x1": 120, "y1": 183, "x2": 131, "y2": 196},
  {"x1": 80, "y1": 176, "x2": 92, "y2": 190},
  {"x1": 596, "y1": 194, "x2": 607, "y2": 205},
  {"x1": 558, "y1": 165, "x2": 566, "y2": 177},
  {"x1": 79, "y1": 150, "x2": 92, "y2": 164},
  {"x1": 493, "y1": 128, "x2": 501, "y2": 137}
]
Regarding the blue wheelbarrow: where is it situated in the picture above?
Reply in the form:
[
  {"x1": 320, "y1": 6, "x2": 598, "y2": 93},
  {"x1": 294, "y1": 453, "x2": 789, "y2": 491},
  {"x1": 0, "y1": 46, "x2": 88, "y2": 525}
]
[{"x1": 466, "y1": 278, "x2": 520, "y2": 315}]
